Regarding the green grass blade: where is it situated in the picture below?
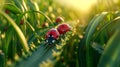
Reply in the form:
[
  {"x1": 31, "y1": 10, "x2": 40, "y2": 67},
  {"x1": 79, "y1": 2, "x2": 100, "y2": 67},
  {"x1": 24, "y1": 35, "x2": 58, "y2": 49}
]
[
  {"x1": 84, "y1": 12, "x2": 108, "y2": 67},
  {"x1": 85, "y1": 12, "x2": 108, "y2": 45},
  {"x1": 13, "y1": 0, "x2": 25, "y2": 12},
  {"x1": 93, "y1": 16, "x2": 120, "y2": 45},
  {"x1": 15, "y1": 44, "x2": 56, "y2": 67},
  {"x1": 0, "y1": 11, "x2": 29, "y2": 53},
  {"x1": 4, "y1": 3, "x2": 21, "y2": 14},
  {"x1": 0, "y1": 0, "x2": 4, "y2": 11},
  {"x1": 15, "y1": 33, "x2": 71, "y2": 67},
  {"x1": 5, "y1": 29, "x2": 13, "y2": 57},
  {"x1": 21, "y1": 0, "x2": 28, "y2": 12},
  {"x1": 85, "y1": 14, "x2": 99, "y2": 34},
  {"x1": 16, "y1": 11, "x2": 52, "y2": 25},
  {"x1": 98, "y1": 30, "x2": 120, "y2": 67}
]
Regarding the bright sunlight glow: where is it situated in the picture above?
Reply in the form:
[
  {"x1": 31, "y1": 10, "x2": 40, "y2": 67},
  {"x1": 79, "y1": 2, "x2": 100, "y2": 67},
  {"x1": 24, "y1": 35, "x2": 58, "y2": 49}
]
[{"x1": 57, "y1": 0, "x2": 97, "y2": 13}]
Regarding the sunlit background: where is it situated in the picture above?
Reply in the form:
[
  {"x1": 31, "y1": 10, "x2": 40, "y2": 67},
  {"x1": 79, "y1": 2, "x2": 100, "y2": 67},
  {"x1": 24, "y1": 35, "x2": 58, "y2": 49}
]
[
  {"x1": 56, "y1": 0, "x2": 119, "y2": 13},
  {"x1": 55, "y1": 0, "x2": 98, "y2": 28},
  {"x1": 57, "y1": 0, "x2": 97, "y2": 14},
  {"x1": 55, "y1": 0, "x2": 120, "y2": 24}
]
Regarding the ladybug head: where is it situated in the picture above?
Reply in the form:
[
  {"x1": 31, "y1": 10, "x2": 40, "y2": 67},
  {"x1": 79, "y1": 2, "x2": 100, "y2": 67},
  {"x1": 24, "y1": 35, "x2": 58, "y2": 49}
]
[
  {"x1": 45, "y1": 28, "x2": 60, "y2": 45},
  {"x1": 45, "y1": 35, "x2": 56, "y2": 45},
  {"x1": 57, "y1": 23, "x2": 71, "y2": 34}
]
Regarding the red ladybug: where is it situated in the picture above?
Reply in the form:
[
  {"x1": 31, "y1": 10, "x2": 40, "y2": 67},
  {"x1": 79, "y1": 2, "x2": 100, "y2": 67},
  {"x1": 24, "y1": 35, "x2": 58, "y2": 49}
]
[
  {"x1": 20, "y1": 19, "x2": 24, "y2": 25},
  {"x1": 5, "y1": 9, "x2": 10, "y2": 14},
  {"x1": 55, "y1": 17, "x2": 64, "y2": 23},
  {"x1": 42, "y1": 22, "x2": 49, "y2": 28},
  {"x1": 57, "y1": 23, "x2": 71, "y2": 34},
  {"x1": 45, "y1": 28, "x2": 60, "y2": 45}
]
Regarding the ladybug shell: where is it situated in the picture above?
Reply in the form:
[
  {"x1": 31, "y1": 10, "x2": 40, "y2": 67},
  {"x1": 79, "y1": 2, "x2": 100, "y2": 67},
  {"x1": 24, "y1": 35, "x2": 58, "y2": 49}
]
[
  {"x1": 56, "y1": 17, "x2": 64, "y2": 23},
  {"x1": 57, "y1": 23, "x2": 71, "y2": 34},
  {"x1": 42, "y1": 22, "x2": 49, "y2": 28},
  {"x1": 5, "y1": 9, "x2": 10, "y2": 14},
  {"x1": 45, "y1": 28, "x2": 60, "y2": 39},
  {"x1": 20, "y1": 19, "x2": 24, "y2": 25}
]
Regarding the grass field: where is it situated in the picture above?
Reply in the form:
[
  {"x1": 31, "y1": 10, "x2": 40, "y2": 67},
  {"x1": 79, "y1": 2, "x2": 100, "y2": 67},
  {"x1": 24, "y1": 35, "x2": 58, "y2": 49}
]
[{"x1": 0, "y1": 0, "x2": 120, "y2": 67}]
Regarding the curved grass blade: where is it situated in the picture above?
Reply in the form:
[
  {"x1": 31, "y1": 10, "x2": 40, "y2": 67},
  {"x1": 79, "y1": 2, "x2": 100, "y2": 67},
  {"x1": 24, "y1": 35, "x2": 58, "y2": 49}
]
[
  {"x1": 85, "y1": 12, "x2": 108, "y2": 45},
  {"x1": 85, "y1": 14, "x2": 99, "y2": 34},
  {"x1": 4, "y1": 3, "x2": 21, "y2": 14},
  {"x1": 13, "y1": 0, "x2": 25, "y2": 12},
  {"x1": 21, "y1": 0, "x2": 28, "y2": 12},
  {"x1": 94, "y1": 16, "x2": 120, "y2": 41},
  {"x1": 98, "y1": 30, "x2": 120, "y2": 67},
  {"x1": 27, "y1": 0, "x2": 39, "y2": 11},
  {"x1": 16, "y1": 11, "x2": 52, "y2": 25},
  {"x1": 0, "y1": 11, "x2": 29, "y2": 53},
  {"x1": 0, "y1": 0, "x2": 5, "y2": 11},
  {"x1": 84, "y1": 12, "x2": 108, "y2": 67}
]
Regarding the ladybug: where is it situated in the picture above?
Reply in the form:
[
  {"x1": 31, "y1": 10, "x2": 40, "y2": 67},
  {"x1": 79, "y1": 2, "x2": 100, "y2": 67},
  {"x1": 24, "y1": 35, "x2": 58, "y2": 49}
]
[
  {"x1": 45, "y1": 28, "x2": 60, "y2": 45},
  {"x1": 42, "y1": 22, "x2": 49, "y2": 28},
  {"x1": 20, "y1": 19, "x2": 24, "y2": 25},
  {"x1": 55, "y1": 17, "x2": 64, "y2": 23},
  {"x1": 5, "y1": 9, "x2": 10, "y2": 14},
  {"x1": 57, "y1": 23, "x2": 71, "y2": 34}
]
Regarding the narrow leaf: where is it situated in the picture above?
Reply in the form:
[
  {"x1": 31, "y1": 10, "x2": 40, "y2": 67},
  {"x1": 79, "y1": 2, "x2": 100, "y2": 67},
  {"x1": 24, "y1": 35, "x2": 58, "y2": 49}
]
[
  {"x1": 98, "y1": 30, "x2": 120, "y2": 67},
  {"x1": 0, "y1": 11, "x2": 29, "y2": 53}
]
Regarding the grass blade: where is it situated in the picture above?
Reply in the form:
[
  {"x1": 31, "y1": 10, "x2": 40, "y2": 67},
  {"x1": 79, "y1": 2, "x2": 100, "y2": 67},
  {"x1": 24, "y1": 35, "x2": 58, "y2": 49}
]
[
  {"x1": 84, "y1": 12, "x2": 108, "y2": 67},
  {"x1": 4, "y1": 3, "x2": 21, "y2": 14},
  {"x1": 98, "y1": 30, "x2": 120, "y2": 67},
  {"x1": 0, "y1": 11, "x2": 29, "y2": 53},
  {"x1": 15, "y1": 42, "x2": 58, "y2": 67},
  {"x1": 85, "y1": 12, "x2": 108, "y2": 45}
]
